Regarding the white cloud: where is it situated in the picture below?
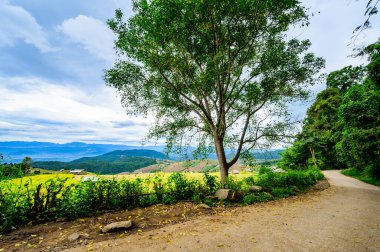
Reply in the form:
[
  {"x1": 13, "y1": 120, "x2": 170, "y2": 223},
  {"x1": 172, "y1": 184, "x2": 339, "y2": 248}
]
[
  {"x1": 298, "y1": 0, "x2": 378, "y2": 74},
  {"x1": 0, "y1": 1, "x2": 55, "y2": 52},
  {"x1": 59, "y1": 15, "x2": 116, "y2": 63},
  {"x1": 0, "y1": 76, "x2": 154, "y2": 144}
]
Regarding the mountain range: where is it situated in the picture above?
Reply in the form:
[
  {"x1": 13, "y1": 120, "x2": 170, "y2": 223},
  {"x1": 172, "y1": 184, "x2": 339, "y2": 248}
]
[
  {"x1": 0, "y1": 141, "x2": 282, "y2": 164},
  {"x1": 0, "y1": 141, "x2": 166, "y2": 162},
  {"x1": 33, "y1": 149, "x2": 166, "y2": 174}
]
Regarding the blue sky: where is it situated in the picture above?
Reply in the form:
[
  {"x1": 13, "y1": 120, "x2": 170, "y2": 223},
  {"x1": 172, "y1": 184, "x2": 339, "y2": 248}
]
[{"x1": 0, "y1": 0, "x2": 379, "y2": 145}]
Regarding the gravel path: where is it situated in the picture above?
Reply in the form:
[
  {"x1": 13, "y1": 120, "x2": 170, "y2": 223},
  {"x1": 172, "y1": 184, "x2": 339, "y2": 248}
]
[{"x1": 67, "y1": 170, "x2": 380, "y2": 252}]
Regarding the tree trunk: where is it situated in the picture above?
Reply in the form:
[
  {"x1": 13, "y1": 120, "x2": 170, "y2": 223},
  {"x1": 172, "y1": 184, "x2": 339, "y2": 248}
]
[
  {"x1": 309, "y1": 146, "x2": 316, "y2": 166},
  {"x1": 214, "y1": 136, "x2": 229, "y2": 187}
]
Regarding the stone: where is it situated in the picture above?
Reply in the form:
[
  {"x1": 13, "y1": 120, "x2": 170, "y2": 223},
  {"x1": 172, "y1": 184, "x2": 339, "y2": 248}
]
[
  {"x1": 249, "y1": 185, "x2": 263, "y2": 192},
  {"x1": 196, "y1": 203, "x2": 211, "y2": 209},
  {"x1": 214, "y1": 189, "x2": 244, "y2": 201},
  {"x1": 215, "y1": 189, "x2": 233, "y2": 200},
  {"x1": 67, "y1": 233, "x2": 81, "y2": 242},
  {"x1": 101, "y1": 220, "x2": 133, "y2": 233}
]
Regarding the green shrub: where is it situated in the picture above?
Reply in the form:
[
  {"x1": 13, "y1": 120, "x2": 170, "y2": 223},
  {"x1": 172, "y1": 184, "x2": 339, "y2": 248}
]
[
  {"x1": 167, "y1": 173, "x2": 198, "y2": 201},
  {"x1": 257, "y1": 169, "x2": 323, "y2": 191},
  {"x1": 271, "y1": 187, "x2": 297, "y2": 197},
  {"x1": 258, "y1": 165, "x2": 272, "y2": 175},
  {"x1": 225, "y1": 176, "x2": 245, "y2": 191},
  {"x1": 203, "y1": 173, "x2": 219, "y2": 194},
  {"x1": 342, "y1": 168, "x2": 380, "y2": 187},
  {"x1": 242, "y1": 192, "x2": 274, "y2": 204},
  {"x1": 0, "y1": 168, "x2": 324, "y2": 234}
]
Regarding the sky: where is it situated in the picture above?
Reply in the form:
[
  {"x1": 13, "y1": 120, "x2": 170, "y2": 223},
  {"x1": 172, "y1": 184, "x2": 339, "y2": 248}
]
[{"x1": 0, "y1": 0, "x2": 379, "y2": 145}]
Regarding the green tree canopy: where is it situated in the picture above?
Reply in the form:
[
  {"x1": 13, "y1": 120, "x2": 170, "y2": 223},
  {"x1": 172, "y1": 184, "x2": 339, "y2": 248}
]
[
  {"x1": 336, "y1": 40, "x2": 380, "y2": 178},
  {"x1": 105, "y1": 0, "x2": 324, "y2": 182},
  {"x1": 326, "y1": 66, "x2": 364, "y2": 94},
  {"x1": 21, "y1": 157, "x2": 33, "y2": 174},
  {"x1": 279, "y1": 87, "x2": 343, "y2": 170},
  {"x1": 281, "y1": 39, "x2": 380, "y2": 178}
]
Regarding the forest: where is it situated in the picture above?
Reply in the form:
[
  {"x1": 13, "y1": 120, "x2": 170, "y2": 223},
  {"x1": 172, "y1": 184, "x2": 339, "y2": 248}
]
[{"x1": 279, "y1": 40, "x2": 380, "y2": 184}]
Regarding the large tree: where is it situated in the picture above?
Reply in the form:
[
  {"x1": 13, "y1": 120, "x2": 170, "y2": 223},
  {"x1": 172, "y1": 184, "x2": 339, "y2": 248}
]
[
  {"x1": 105, "y1": 0, "x2": 324, "y2": 182},
  {"x1": 279, "y1": 87, "x2": 344, "y2": 170}
]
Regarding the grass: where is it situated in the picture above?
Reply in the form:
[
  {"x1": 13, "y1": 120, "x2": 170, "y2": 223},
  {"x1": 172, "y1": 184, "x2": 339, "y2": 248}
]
[
  {"x1": 0, "y1": 174, "x2": 77, "y2": 193},
  {"x1": 341, "y1": 168, "x2": 380, "y2": 187},
  {"x1": 0, "y1": 171, "x2": 257, "y2": 193}
]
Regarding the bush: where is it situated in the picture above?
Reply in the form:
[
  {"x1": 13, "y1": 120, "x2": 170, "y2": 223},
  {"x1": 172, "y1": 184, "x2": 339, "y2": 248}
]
[
  {"x1": 0, "y1": 169, "x2": 324, "y2": 234},
  {"x1": 257, "y1": 169, "x2": 323, "y2": 192},
  {"x1": 342, "y1": 168, "x2": 380, "y2": 187},
  {"x1": 242, "y1": 192, "x2": 274, "y2": 204},
  {"x1": 258, "y1": 165, "x2": 272, "y2": 174},
  {"x1": 203, "y1": 173, "x2": 219, "y2": 194}
]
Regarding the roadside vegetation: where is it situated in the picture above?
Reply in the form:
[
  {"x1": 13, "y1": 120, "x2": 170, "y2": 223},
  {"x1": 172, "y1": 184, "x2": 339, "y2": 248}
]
[
  {"x1": 2, "y1": 0, "x2": 378, "y2": 241},
  {"x1": 0, "y1": 166, "x2": 323, "y2": 234},
  {"x1": 341, "y1": 168, "x2": 380, "y2": 187}
]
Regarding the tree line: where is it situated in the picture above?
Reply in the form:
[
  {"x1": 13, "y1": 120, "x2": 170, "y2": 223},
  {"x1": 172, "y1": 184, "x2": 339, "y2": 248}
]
[
  {"x1": 279, "y1": 40, "x2": 380, "y2": 179},
  {"x1": 0, "y1": 156, "x2": 33, "y2": 179}
]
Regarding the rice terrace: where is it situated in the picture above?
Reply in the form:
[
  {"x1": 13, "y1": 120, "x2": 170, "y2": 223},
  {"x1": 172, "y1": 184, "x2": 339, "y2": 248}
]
[{"x1": 0, "y1": 0, "x2": 379, "y2": 252}]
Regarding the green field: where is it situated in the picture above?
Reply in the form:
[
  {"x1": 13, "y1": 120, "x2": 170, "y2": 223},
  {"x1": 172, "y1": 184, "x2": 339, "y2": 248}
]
[{"x1": 0, "y1": 171, "x2": 257, "y2": 193}]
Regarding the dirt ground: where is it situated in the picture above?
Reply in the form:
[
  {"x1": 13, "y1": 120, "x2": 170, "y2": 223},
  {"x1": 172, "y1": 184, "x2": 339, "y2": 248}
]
[{"x1": 1, "y1": 170, "x2": 379, "y2": 252}]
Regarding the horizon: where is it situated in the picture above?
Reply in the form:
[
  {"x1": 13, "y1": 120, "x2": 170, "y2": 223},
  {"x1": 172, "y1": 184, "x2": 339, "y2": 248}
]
[{"x1": 0, "y1": 140, "x2": 284, "y2": 164}]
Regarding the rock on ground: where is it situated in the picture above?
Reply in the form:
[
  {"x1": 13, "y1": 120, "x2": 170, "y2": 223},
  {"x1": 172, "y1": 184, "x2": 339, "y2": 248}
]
[
  {"x1": 249, "y1": 185, "x2": 263, "y2": 192},
  {"x1": 101, "y1": 221, "x2": 133, "y2": 233},
  {"x1": 196, "y1": 203, "x2": 211, "y2": 209},
  {"x1": 214, "y1": 189, "x2": 244, "y2": 201},
  {"x1": 215, "y1": 189, "x2": 232, "y2": 200}
]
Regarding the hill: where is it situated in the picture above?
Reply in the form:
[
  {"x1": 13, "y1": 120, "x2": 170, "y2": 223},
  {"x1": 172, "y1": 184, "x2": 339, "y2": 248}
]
[
  {"x1": 0, "y1": 141, "x2": 282, "y2": 163},
  {"x1": 33, "y1": 149, "x2": 166, "y2": 174},
  {"x1": 132, "y1": 159, "x2": 247, "y2": 174},
  {"x1": 0, "y1": 141, "x2": 166, "y2": 162}
]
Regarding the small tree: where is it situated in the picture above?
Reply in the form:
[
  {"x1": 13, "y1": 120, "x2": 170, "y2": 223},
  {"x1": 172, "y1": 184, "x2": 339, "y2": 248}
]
[
  {"x1": 21, "y1": 157, "x2": 33, "y2": 174},
  {"x1": 106, "y1": 0, "x2": 324, "y2": 183}
]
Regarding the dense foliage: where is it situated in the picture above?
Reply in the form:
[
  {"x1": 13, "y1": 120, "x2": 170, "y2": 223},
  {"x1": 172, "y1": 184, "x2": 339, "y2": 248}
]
[
  {"x1": 280, "y1": 40, "x2": 380, "y2": 179},
  {"x1": 0, "y1": 155, "x2": 30, "y2": 180},
  {"x1": 34, "y1": 149, "x2": 165, "y2": 174},
  {"x1": 0, "y1": 168, "x2": 323, "y2": 233},
  {"x1": 341, "y1": 168, "x2": 380, "y2": 187},
  {"x1": 34, "y1": 157, "x2": 157, "y2": 174},
  {"x1": 0, "y1": 163, "x2": 24, "y2": 180},
  {"x1": 106, "y1": 0, "x2": 324, "y2": 181},
  {"x1": 336, "y1": 41, "x2": 380, "y2": 179},
  {"x1": 278, "y1": 87, "x2": 344, "y2": 170}
]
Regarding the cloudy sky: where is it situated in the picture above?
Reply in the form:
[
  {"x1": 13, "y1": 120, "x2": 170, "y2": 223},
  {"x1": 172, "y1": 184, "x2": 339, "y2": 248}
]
[{"x1": 0, "y1": 0, "x2": 379, "y2": 145}]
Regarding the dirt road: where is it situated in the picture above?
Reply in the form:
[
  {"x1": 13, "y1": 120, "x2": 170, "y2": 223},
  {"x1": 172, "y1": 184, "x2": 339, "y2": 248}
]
[{"x1": 67, "y1": 170, "x2": 380, "y2": 252}]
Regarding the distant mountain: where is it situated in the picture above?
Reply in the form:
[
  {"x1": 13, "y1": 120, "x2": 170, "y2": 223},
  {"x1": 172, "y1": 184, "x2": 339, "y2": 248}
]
[
  {"x1": 33, "y1": 149, "x2": 166, "y2": 174},
  {"x1": 71, "y1": 149, "x2": 166, "y2": 163},
  {"x1": 0, "y1": 141, "x2": 167, "y2": 162},
  {"x1": 0, "y1": 141, "x2": 282, "y2": 163}
]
